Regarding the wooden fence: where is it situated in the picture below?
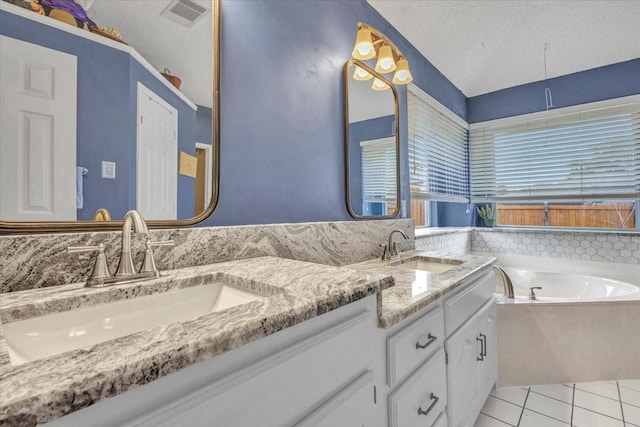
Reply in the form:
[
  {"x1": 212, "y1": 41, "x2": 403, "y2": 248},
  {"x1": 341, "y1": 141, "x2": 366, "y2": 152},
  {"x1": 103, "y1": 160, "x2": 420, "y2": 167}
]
[{"x1": 497, "y1": 204, "x2": 636, "y2": 229}]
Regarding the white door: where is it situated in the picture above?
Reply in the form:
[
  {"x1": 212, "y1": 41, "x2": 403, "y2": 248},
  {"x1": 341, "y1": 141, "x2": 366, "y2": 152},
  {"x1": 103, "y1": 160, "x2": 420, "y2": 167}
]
[
  {"x1": 0, "y1": 35, "x2": 77, "y2": 221},
  {"x1": 477, "y1": 301, "x2": 498, "y2": 399},
  {"x1": 446, "y1": 318, "x2": 481, "y2": 427},
  {"x1": 136, "y1": 83, "x2": 177, "y2": 220}
]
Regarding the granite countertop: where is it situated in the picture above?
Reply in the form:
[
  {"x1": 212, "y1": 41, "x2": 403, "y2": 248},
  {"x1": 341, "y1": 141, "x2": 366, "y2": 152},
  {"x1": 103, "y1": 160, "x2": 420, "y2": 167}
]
[
  {"x1": 0, "y1": 256, "x2": 393, "y2": 426},
  {"x1": 346, "y1": 250, "x2": 496, "y2": 328}
]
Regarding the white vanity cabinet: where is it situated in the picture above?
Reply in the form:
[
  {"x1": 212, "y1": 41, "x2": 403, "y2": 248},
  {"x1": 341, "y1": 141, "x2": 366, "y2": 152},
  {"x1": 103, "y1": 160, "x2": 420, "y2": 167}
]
[
  {"x1": 444, "y1": 272, "x2": 497, "y2": 427},
  {"x1": 379, "y1": 305, "x2": 448, "y2": 427},
  {"x1": 46, "y1": 296, "x2": 379, "y2": 427}
]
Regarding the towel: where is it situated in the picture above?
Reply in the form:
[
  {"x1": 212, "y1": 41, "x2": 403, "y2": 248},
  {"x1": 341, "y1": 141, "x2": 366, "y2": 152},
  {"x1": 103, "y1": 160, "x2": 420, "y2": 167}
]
[{"x1": 76, "y1": 167, "x2": 87, "y2": 209}]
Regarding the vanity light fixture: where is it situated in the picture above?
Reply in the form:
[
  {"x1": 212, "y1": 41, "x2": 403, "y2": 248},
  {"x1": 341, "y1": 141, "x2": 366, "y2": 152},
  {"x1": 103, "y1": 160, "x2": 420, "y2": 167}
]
[
  {"x1": 351, "y1": 27, "x2": 376, "y2": 60},
  {"x1": 351, "y1": 22, "x2": 413, "y2": 90},
  {"x1": 371, "y1": 77, "x2": 390, "y2": 91},
  {"x1": 353, "y1": 65, "x2": 373, "y2": 81},
  {"x1": 375, "y1": 45, "x2": 396, "y2": 73},
  {"x1": 392, "y1": 58, "x2": 412, "y2": 84}
]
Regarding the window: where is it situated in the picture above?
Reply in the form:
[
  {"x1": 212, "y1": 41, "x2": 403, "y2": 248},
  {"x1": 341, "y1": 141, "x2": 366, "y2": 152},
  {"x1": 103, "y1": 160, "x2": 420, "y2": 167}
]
[
  {"x1": 495, "y1": 201, "x2": 637, "y2": 229},
  {"x1": 469, "y1": 96, "x2": 640, "y2": 229},
  {"x1": 361, "y1": 137, "x2": 397, "y2": 215},
  {"x1": 408, "y1": 86, "x2": 469, "y2": 226}
]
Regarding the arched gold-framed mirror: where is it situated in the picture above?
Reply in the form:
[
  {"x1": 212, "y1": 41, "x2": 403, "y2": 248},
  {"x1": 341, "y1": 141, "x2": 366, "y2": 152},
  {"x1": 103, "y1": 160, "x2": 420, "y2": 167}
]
[
  {"x1": 0, "y1": 0, "x2": 220, "y2": 233},
  {"x1": 344, "y1": 59, "x2": 400, "y2": 219}
]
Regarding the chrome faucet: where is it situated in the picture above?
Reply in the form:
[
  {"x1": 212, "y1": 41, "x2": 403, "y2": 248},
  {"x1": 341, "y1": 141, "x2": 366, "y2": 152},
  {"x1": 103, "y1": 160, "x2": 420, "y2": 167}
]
[
  {"x1": 493, "y1": 265, "x2": 514, "y2": 298},
  {"x1": 68, "y1": 210, "x2": 174, "y2": 287},
  {"x1": 115, "y1": 210, "x2": 149, "y2": 276},
  {"x1": 382, "y1": 229, "x2": 409, "y2": 261},
  {"x1": 529, "y1": 286, "x2": 542, "y2": 300}
]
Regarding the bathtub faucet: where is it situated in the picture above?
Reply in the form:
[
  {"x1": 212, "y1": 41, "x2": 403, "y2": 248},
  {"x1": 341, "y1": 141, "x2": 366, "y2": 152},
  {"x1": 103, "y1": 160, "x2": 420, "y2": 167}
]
[
  {"x1": 493, "y1": 265, "x2": 514, "y2": 298},
  {"x1": 529, "y1": 286, "x2": 542, "y2": 300}
]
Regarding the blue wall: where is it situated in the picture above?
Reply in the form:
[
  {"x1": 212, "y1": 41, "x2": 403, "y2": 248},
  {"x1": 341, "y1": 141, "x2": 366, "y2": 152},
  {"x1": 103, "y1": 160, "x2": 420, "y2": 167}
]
[
  {"x1": 348, "y1": 114, "x2": 395, "y2": 215},
  {"x1": 196, "y1": 106, "x2": 213, "y2": 144},
  {"x1": 467, "y1": 58, "x2": 640, "y2": 123},
  {"x1": 204, "y1": 0, "x2": 466, "y2": 226},
  {"x1": 0, "y1": 8, "x2": 197, "y2": 220}
]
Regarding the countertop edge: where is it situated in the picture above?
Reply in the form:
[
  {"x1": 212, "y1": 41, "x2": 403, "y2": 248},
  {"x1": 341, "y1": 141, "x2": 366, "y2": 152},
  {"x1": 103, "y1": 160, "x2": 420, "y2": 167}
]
[{"x1": 0, "y1": 257, "x2": 393, "y2": 425}]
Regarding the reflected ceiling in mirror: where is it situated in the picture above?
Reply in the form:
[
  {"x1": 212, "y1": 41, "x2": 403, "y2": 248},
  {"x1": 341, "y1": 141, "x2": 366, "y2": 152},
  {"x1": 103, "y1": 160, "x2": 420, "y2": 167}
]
[
  {"x1": 344, "y1": 59, "x2": 400, "y2": 219},
  {"x1": 0, "y1": 0, "x2": 219, "y2": 232}
]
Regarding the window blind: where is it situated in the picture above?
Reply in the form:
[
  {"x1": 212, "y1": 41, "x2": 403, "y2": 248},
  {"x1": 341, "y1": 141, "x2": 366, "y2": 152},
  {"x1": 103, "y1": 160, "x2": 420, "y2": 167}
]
[
  {"x1": 408, "y1": 91, "x2": 469, "y2": 202},
  {"x1": 469, "y1": 102, "x2": 640, "y2": 202},
  {"x1": 361, "y1": 137, "x2": 397, "y2": 203}
]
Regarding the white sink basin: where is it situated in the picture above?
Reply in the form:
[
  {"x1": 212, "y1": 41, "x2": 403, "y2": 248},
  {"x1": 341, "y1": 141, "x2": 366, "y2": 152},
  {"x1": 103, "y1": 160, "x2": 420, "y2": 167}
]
[
  {"x1": 394, "y1": 257, "x2": 463, "y2": 273},
  {"x1": 4, "y1": 278, "x2": 269, "y2": 365}
]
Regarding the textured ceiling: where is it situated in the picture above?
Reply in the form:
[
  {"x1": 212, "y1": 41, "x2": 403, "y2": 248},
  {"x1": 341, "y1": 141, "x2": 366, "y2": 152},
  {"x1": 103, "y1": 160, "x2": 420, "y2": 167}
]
[
  {"x1": 367, "y1": 0, "x2": 640, "y2": 97},
  {"x1": 88, "y1": 0, "x2": 213, "y2": 108}
]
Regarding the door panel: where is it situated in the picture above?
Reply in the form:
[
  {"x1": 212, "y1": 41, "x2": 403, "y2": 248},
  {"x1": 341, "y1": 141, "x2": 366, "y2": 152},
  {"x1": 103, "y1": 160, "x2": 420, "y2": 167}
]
[
  {"x1": 0, "y1": 35, "x2": 77, "y2": 221},
  {"x1": 446, "y1": 318, "x2": 481, "y2": 427},
  {"x1": 136, "y1": 83, "x2": 177, "y2": 220},
  {"x1": 477, "y1": 300, "x2": 498, "y2": 399}
]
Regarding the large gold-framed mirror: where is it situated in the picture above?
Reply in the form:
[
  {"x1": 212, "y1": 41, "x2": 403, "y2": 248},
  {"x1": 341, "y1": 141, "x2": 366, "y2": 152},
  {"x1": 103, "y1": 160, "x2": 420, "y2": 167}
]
[
  {"x1": 0, "y1": 0, "x2": 220, "y2": 233},
  {"x1": 344, "y1": 59, "x2": 400, "y2": 219}
]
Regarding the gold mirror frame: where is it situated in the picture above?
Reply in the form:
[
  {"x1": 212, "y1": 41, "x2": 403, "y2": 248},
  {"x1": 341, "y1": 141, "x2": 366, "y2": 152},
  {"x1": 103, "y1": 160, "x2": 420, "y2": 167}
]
[
  {"x1": 344, "y1": 59, "x2": 400, "y2": 220},
  {"x1": 0, "y1": 0, "x2": 220, "y2": 234}
]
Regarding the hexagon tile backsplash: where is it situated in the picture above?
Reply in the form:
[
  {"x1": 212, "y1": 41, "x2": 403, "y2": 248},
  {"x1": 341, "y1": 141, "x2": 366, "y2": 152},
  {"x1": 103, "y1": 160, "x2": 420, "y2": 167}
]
[{"x1": 472, "y1": 229, "x2": 640, "y2": 264}]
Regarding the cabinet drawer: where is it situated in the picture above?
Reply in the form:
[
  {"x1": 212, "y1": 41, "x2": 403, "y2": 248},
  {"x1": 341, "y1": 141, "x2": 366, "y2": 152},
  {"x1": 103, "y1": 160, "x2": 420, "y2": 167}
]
[
  {"x1": 387, "y1": 306, "x2": 445, "y2": 387},
  {"x1": 388, "y1": 349, "x2": 447, "y2": 427},
  {"x1": 445, "y1": 271, "x2": 494, "y2": 336}
]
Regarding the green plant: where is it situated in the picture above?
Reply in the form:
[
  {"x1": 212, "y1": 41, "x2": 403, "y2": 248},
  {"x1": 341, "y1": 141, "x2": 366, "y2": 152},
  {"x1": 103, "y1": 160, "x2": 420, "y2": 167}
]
[{"x1": 476, "y1": 205, "x2": 495, "y2": 224}]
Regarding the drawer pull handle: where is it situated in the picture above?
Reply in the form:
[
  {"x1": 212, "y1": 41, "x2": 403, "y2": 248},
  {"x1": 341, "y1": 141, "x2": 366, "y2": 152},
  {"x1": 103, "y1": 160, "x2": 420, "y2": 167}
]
[
  {"x1": 415, "y1": 333, "x2": 437, "y2": 350},
  {"x1": 476, "y1": 336, "x2": 484, "y2": 361},
  {"x1": 418, "y1": 393, "x2": 440, "y2": 416},
  {"x1": 480, "y1": 333, "x2": 487, "y2": 357}
]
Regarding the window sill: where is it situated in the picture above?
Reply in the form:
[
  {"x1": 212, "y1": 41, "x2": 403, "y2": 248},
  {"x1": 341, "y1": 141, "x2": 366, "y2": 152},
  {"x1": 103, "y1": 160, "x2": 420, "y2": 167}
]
[
  {"x1": 414, "y1": 227, "x2": 472, "y2": 239},
  {"x1": 473, "y1": 226, "x2": 640, "y2": 236}
]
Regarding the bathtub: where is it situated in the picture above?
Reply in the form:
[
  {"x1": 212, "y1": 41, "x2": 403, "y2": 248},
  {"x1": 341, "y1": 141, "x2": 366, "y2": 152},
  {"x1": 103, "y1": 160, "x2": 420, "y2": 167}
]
[
  {"x1": 497, "y1": 267, "x2": 639, "y2": 301},
  {"x1": 483, "y1": 253, "x2": 640, "y2": 302},
  {"x1": 477, "y1": 253, "x2": 640, "y2": 386}
]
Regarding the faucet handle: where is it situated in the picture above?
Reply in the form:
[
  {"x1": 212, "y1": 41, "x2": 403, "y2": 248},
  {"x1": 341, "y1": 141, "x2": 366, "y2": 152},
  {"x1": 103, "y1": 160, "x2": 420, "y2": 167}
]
[
  {"x1": 140, "y1": 238, "x2": 174, "y2": 275},
  {"x1": 392, "y1": 242, "x2": 399, "y2": 257},
  {"x1": 381, "y1": 244, "x2": 391, "y2": 261},
  {"x1": 529, "y1": 286, "x2": 543, "y2": 300},
  {"x1": 67, "y1": 243, "x2": 111, "y2": 285}
]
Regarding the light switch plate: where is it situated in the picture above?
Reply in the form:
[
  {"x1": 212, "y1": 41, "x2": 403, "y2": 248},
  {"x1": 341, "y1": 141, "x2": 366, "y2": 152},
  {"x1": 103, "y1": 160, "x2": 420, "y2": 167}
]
[{"x1": 102, "y1": 161, "x2": 116, "y2": 179}]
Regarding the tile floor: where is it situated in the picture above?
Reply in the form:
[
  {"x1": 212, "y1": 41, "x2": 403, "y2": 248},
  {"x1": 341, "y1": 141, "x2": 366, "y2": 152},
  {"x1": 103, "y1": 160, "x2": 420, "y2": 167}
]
[{"x1": 475, "y1": 380, "x2": 640, "y2": 427}]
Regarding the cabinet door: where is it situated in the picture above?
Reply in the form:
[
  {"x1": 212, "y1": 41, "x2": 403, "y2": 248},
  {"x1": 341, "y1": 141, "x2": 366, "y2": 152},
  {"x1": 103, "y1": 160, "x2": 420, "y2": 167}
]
[
  {"x1": 446, "y1": 317, "x2": 481, "y2": 427},
  {"x1": 294, "y1": 370, "x2": 375, "y2": 427},
  {"x1": 477, "y1": 300, "x2": 498, "y2": 400},
  {"x1": 432, "y1": 412, "x2": 448, "y2": 427}
]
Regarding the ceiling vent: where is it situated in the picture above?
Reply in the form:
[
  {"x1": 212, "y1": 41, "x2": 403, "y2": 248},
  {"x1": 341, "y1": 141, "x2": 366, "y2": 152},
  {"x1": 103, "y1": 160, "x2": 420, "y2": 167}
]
[{"x1": 160, "y1": 0, "x2": 209, "y2": 28}]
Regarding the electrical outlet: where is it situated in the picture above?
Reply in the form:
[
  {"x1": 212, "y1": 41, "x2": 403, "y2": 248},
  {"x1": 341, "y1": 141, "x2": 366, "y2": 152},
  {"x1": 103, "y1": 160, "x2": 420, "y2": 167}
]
[{"x1": 102, "y1": 161, "x2": 116, "y2": 179}]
